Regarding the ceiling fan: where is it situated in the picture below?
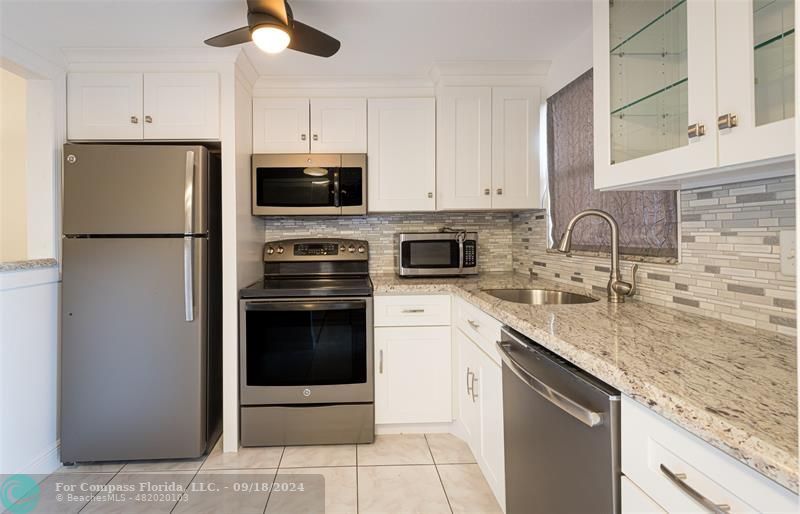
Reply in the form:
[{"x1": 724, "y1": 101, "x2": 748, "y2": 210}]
[{"x1": 204, "y1": 0, "x2": 340, "y2": 57}]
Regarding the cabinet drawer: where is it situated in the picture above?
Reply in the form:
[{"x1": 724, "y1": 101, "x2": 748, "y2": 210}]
[
  {"x1": 454, "y1": 297, "x2": 502, "y2": 364},
  {"x1": 374, "y1": 295, "x2": 451, "y2": 327},
  {"x1": 622, "y1": 396, "x2": 797, "y2": 513}
]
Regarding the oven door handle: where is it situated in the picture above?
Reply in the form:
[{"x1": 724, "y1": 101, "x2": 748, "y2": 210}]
[{"x1": 245, "y1": 301, "x2": 366, "y2": 312}]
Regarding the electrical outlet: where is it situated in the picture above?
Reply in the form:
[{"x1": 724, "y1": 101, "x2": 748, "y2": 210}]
[{"x1": 780, "y1": 230, "x2": 796, "y2": 276}]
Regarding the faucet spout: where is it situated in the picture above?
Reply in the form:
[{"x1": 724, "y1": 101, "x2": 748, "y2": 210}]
[{"x1": 556, "y1": 209, "x2": 636, "y2": 303}]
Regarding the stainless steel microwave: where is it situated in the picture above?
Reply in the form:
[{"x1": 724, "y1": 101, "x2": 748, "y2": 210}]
[
  {"x1": 397, "y1": 232, "x2": 478, "y2": 277},
  {"x1": 252, "y1": 154, "x2": 367, "y2": 216}
]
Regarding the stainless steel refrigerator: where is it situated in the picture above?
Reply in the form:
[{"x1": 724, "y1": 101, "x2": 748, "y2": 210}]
[{"x1": 61, "y1": 144, "x2": 222, "y2": 463}]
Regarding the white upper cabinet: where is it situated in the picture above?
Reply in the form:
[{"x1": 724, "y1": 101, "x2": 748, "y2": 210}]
[
  {"x1": 716, "y1": 0, "x2": 795, "y2": 167},
  {"x1": 143, "y1": 73, "x2": 219, "y2": 140},
  {"x1": 68, "y1": 73, "x2": 144, "y2": 140},
  {"x1": 491, "y1": 86, "x2": 541, "y2": 210},
  {"x1": 437, "y1": 86, "x2": 542, "y2": 210},
  {"x1": 437, "y1": 87, "x2": 493, "y2": 210},
  {"x1": 252, "y1": 98, "x2": 310, "y2": 153},
  {"x1": 593, "y1": 0, "x2": 795, "y2": 190},
  {"x1": 310, "y1": 98, "x2": 367, "y2": 153},
  {"x1": 68, "y1": 72, "x2": 219, "y2": 141},
  {"x1": 253, "y1": 97, "x2": 366, "y2": 154},
  {"x1": 593, "y1": 0, "x2": 717, "y2": 189},
  {"x1": 368, "y1": 98, "x2": 436, "y2": 212}
]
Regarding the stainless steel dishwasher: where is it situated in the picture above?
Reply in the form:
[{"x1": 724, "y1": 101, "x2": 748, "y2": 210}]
[{"x1": 497, "y1": 327, "x2": 621, "y2": 514}]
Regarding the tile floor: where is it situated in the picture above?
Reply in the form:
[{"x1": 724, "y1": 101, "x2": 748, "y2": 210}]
[{"x1": 9, "y1": 434, "x2": 502, "y2": 514}]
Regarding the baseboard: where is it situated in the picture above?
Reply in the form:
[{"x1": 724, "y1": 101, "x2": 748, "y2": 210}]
[
  {"x1": 375, "y1": 421, "x2": 456, "y2": 435},
  {"x1": 20, "y1": 439, "x2": 61, "y2": 476}
]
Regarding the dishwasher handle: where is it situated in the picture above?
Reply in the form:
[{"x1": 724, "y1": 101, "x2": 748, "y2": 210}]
[{"x1": 497, "y1": 341, "x2": 603, "y2": 428}]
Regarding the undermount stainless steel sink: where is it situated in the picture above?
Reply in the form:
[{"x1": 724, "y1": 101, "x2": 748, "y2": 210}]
[{"x1": 482, "y1": 288, "x2": 598, "y2": 305}]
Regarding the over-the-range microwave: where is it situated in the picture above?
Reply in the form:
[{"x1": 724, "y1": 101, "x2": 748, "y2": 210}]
[
  {"x1": 252, "y1": 154, "x2": 367, "y2": 216},
  {"x1": 397, "y1": 231, "x2": 478, "y2": 277}
]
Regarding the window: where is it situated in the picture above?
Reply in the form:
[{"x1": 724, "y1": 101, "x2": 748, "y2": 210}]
[{"x1": 547, "y1": 69, "x2": 678, "y2": 259}]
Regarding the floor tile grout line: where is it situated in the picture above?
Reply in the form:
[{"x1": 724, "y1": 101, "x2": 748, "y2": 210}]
[
  {"x1": 355, "y1": 443, "x2": 360, "y2": 514},
  {"x1": 425, "y1": 434, "x2": 455, "y2": 514},
  {"x1": 262, "y1": 446, "x2": 286, "y2": 514},
  {"x1": 77, "y1": 467, "x2": 121, "y2": 514}
]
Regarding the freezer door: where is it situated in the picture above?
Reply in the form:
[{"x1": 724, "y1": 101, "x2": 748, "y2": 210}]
[
  {"x1": 61, "y1": 237, "x2": 208, "y2": 462},
  {"x1": 63, "y1": 144, "x2": 208, "y2": 235}
]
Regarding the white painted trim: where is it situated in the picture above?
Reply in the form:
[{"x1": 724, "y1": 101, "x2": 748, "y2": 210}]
[
  {"x1": 430, "y1": 60, "x2": 551, "y2": 86},
  {"x1": 22, "y1": 440, "x2": 61, "y2": 476},
  {"x1": 253, "y1": 75, "x2": 434, "y2": 91},
  {"x1": 0, "y1": 267, "x2": 60, "y2": 291},
  {"x1": 62, "y1": 48, "x2": 240, "y2": 65},
  {"x1": 0, "y1": 36, "x2": 65, "y2": 79},
  {"x1": 252, "y1": 85, "x2": 435, "y2": 99},
  {"x1": 234, "y1": 50, "x2": 259, "y2": 89},
  {"x1": 375, "y1": 422, "x2": 455, "y2": 435}
]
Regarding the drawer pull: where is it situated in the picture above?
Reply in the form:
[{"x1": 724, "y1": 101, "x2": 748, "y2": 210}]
[
  {"x1": 379, "y1": 349, "x2": 384, "y2": 374},
  {"x1": 660, "y1": 464, "x2": 731, "y2": 513},
  {"x1": 467, "y1": 319, "x2": 480, "y2": 329},
  {"x1": 401, "y1": 308, "x2": 425, "y2": 314},
  {"x1": 466, "y1": 368, "x2": 474, "y2": 396}
]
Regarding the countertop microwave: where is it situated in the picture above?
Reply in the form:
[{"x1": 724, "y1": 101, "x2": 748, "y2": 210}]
[
  {"x1": 397, "y1": 231, "x2": 478, "y2": 277},
  {"x1": 252, "y1": 154, "x2": 367, "y2": 216}
]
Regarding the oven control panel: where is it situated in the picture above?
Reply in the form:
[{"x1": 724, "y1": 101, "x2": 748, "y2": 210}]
[
  {"x1": 294, "y1": 243, "x2": 339, "y2": 256},
  {"x1": 264, "y1": 238, "x2": 369, "y2": 262}
]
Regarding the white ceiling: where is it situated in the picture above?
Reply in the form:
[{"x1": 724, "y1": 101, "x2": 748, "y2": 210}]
[{"x1": 0, "y1": 0, "x2": 592, "y2": 78}]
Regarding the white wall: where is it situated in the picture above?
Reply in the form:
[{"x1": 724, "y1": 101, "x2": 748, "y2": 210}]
[
  {"x1": 0, "y1": 268, "x2": 60, "y2": 474},
  {"x1": 545, "y1": 23, "x2": 593, "y2": 98},
  {"x1": 0, "y1": 68, "x2": 29, "y2": 261}
]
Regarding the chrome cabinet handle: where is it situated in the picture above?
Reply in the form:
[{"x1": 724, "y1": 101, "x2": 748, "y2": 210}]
[
  {"x1": 130, "y1": 116, "x2": 139, "y2": 124},
  {"x1": 717, "y1": 113, "x2": 738, "y2": 131},
  {"x1": 466, "y1": 368, "x2": 474, "y2": 396},
  {"x1": 496, "y1": 188, "x2": 503, "y2": 195},
  {"x1": 688, "y1": 123, "x2": 705, "y2": 139},
  {"x1": 427, "y1": 192, "x2": 433, "y2": 199},
  {"x1": 467, "y1": 319, "x2": 480, "y2": 329},
  {"x1": 144, "y1": 115, "x2": 153, "y2": 124},
  {"x1": 379, "y1": 349, "x2": 384, "y2": 374},
  {"x1": 484, "y1": 188, "x2": 491, "y2": 195},
  {"x1": 301, "y1": 134, "x2": 307, "y2": 141},
  {"x1": 312, "y1": 134, "x2": 319, "y2": 141},
  {"x1": 660, "y1": 464, "x2": 731, "y2": 513},
  {"x1": 402, "y1": 308, "x2": 425, "y2": 314},
  {"x1": 497, "y1": 341, "x2": 603, "y2": 427}
]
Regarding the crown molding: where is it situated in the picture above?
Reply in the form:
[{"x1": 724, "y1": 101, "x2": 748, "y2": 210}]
[
  {"x1": 234, "y1": 50, "x2": 259, "y2": 89},
  {"x1": 429, "y1": 60, "x2": 551, "y2": 86},
  {"x1": 1, "y1": 36, "x2": 66, "y2": 79},
  {"x1": 62, "y1": 47, "x2": 240, "y2": 66}
]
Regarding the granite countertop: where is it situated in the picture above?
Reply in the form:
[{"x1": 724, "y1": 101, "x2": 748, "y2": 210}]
[
  {"x1": 371, "y1": 271, "x2": 799, "y2": 493},
  {"x1": 0, "y1": 258, "x2": 58, "y2": 272}
]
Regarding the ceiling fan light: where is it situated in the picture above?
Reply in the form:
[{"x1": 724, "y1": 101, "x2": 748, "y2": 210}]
[{"x1": 252, "y1": 25, "x2": 291, "y2": 54}]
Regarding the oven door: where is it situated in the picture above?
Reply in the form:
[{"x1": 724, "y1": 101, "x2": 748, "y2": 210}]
[{"x1": 240, "y1": 297, "x2": 373, "y2": 405}]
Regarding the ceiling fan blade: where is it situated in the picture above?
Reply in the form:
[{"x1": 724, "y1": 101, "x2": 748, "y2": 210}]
[
  {"x1": 247, "y1": 0, "x2": 289, "y2": 25},
  {"x1": 204, "y1": 26, "x2": 252, "y2": 47},
  {"x1": 288, "y1": 20, "x2": 341, "y2": 57}
]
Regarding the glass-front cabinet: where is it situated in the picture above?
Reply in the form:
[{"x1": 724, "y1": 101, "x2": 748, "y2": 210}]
[
  {"x1": 594, "y1": 0, "x2": 795, "y2": 190},
  {"x1": 717, "y1": 0, "x2": 795, "y2": 167}
]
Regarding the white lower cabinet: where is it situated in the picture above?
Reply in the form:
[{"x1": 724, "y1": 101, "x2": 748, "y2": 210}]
[
  {"x1": 455, "y1": 327, "x2": 505, "y2": 510},
  {"x1": 374, "y1": 326, "x2": 452, "y2": 425},
  {"x1": 622, "y1": 476, "x2": 666, "y2": 514},
  {"x1": 621, "y1": 396, "x2": 797, "y2": 514}
]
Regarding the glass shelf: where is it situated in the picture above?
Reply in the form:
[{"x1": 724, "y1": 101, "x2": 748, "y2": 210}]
[
  {"x1": 611, "y1": 77, "x2": 687, "y2": 117},
  {"x1": 753, "y1": 0, "x2": 794, "y2": 126},
  {"x1": 610, "y1": 0, "x2": 687, "y2": 54},
  {"x1": 755, "y1": 28, "x2": 795, "y2": 51}
]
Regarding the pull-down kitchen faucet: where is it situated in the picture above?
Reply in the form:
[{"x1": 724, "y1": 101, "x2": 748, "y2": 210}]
[{"x1": 556, "y1": 209, "x2": 638, "y2": 303}]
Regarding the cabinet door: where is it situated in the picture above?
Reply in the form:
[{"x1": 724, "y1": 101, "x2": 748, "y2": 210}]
[
  {"x1": 477, "y1": 357, "x2": 505, "y2": 508},
  {"x1": 143, "y1": 73, "x2": 219, "y2": 140},
  {"x1": 437, "y1": 87, "x2": 493, "y2": 210},
  {"x1": 374, "y1": 326, "x2": 452, "y2": 425},
  {"x1": 367, "y1": 98, "x2": 436, "y2": 212},
  {"x1": 456, "y1": 329, "x2": 481, "y2": 450},
  {"x1": 621, "y1": 477, "x2": 666, "y2": 514},
  {"x1": 67, "y1": 73, "x2": 143, "y2": 140},
  {"x1": 593, "y1": 0, "x2": 717, "y2": 189},
  {"x1": 491, "y1": 86, "x2": 542, "y2": 210},
  {"x1": 716, "y1": 0, "x2": 795, "y2": 166},
  {"x1": 310, "y1": 98, "x2": 367, "y2": 153},
  {"x1": 253, "y1": 98, "x2": 310, "y2": 153}
]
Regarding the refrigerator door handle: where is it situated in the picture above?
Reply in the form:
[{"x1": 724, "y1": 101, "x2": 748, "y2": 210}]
[
  {"x1": 184, "y1": 237, "x2": 194, "y2": 322},
  {"x1": 184, "y1": 151, "x2": 195, "y2": 235}
]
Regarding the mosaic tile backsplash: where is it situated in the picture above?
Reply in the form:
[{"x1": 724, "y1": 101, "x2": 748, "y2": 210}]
[
  {"x1": 264, "y1": 212, "x2": 514, "y2": 274},
  {"x1": 513, "y1": 176, "x2": 796, "y2": 336}
]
